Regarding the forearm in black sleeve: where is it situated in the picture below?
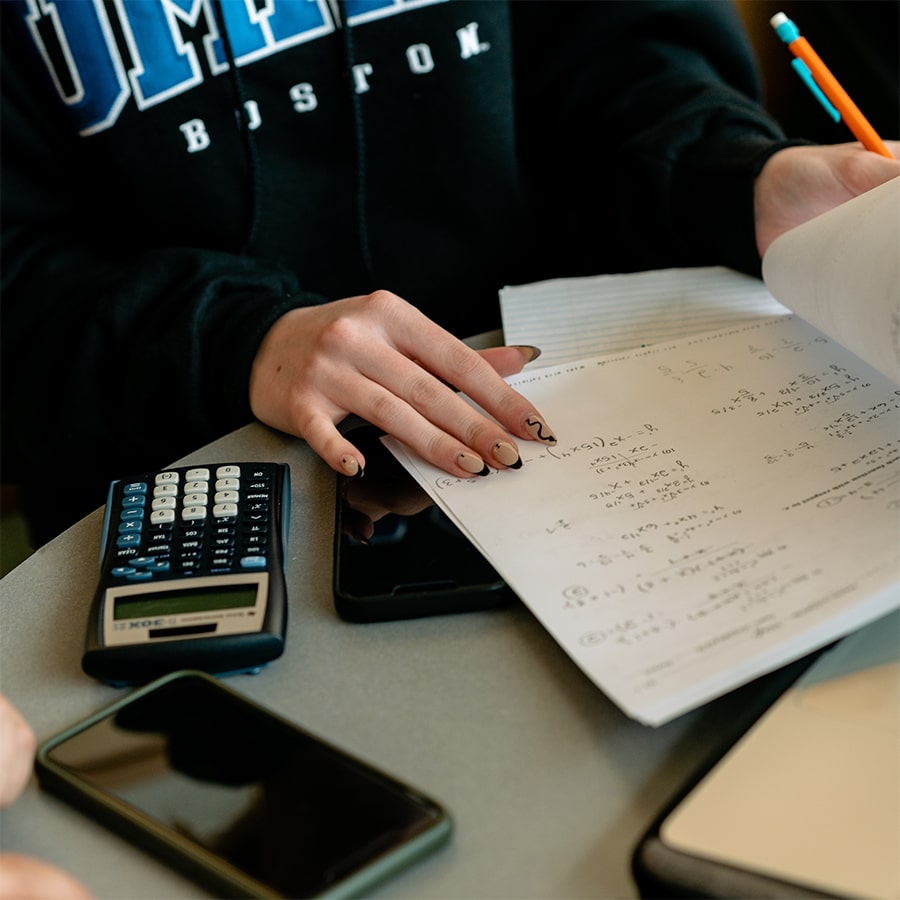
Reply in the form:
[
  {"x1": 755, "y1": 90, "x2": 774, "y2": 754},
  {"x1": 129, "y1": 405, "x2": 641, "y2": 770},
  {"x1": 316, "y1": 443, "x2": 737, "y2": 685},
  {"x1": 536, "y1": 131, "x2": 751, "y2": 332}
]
[
  {"x1": 1, "y1": 225, "x2": 320, "y2": 542},
  {"x1": 515, "y1": 0, "x2": 798, "y2": 277}
]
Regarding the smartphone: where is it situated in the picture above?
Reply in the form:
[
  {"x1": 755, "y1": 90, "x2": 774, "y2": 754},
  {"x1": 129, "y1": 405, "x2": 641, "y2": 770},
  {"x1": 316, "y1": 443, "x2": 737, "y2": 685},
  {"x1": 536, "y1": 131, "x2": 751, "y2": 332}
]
[
  {"x1": 35, "y1": 671, "x2": 452, "y2": 899},
  {"x1": 333, "y1": 425, "x2": 511, "y2": 622}
]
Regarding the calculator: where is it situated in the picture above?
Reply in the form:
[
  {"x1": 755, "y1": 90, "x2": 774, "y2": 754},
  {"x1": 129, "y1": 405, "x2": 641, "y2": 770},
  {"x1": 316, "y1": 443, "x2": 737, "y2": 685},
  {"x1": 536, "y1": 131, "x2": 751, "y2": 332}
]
[{"x1": 82, "y1": 463, "x2": 290, "y2": 685}]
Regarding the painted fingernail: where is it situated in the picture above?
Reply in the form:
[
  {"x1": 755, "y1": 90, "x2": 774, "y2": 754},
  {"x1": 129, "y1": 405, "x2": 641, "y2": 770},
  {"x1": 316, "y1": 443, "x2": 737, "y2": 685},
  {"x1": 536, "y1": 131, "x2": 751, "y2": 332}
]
[
  {"x1": 341, "y1": 455, "x2": 364, "y2": 478},
  {"x1": 510, "y1": 344, "x2": 542, "y2": 363},
  {"x1": 492, "y1": 440, "x2": 523, "y2": 469},
  {"x1": 458, "y1": 452, "x2": 490, "y2": 476},
  {"x1": 524, "y1": 415, "x2": 557, "y2": 444}
]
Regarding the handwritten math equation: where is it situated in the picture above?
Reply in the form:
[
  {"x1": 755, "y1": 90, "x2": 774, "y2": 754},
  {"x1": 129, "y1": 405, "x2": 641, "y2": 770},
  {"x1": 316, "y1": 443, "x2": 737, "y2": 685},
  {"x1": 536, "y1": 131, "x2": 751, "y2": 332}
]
[
  {"x1": 568, "y1": 538, "x2": 799, "y2": 647},
  {"x1": 709, "y1": 363, "x2": 872, "y2": 418},
  {"x1": 653, "y1": 325, "x2": 831, "y2": 386},
  {"x1": 782, "y1": 445, "x2": 900, "y2": 512}
]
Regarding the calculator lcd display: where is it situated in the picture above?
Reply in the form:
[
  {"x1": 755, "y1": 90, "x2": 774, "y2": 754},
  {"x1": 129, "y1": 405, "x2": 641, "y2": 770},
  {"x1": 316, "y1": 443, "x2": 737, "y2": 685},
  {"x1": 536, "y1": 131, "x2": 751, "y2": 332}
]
[{"x1": 113, "y1": 584, "x2": 258, "y2": 620}]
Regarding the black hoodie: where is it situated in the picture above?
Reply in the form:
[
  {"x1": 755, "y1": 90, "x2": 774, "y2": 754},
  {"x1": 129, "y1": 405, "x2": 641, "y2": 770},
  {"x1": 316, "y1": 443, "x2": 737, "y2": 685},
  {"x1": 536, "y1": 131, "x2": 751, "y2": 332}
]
[{"x1": 1, "y1": 0, "x2": 790, "y2": 543}]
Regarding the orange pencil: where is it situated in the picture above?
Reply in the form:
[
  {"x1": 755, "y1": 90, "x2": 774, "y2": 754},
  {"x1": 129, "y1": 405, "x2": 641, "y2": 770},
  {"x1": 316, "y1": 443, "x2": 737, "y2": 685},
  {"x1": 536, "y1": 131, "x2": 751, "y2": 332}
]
[{"x1": 770, "y1": 12, "x2": 894, "y2": 159}]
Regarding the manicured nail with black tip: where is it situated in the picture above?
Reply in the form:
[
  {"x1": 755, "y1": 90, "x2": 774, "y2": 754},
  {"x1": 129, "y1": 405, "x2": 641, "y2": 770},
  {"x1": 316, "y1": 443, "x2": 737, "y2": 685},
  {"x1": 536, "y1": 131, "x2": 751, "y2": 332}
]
[
  {"x1": 492, "y1": 440, "x2": 522, "y2": 469},
  {"x1": 341, "y1": 455, "x2": 364, "y2": 478},
  {"x1": 510, "y1": 344, "x2": 543, "y2": 364},
  {"x1": 524, "y1": 415, "x2": 557, "y2": 444},
  {"x1": 458, "y1": 451, "x2": 490, "y2": 476}
]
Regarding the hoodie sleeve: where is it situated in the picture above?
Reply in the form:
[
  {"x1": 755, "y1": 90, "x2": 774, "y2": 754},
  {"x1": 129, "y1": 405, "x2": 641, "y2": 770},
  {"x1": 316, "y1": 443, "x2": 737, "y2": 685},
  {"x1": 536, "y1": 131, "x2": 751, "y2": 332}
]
[
  {"x1": 0, "y1": 38, "x2": 319, "y2": 543},
  {"x1": 513, "y1": 0, "x2": 800, "y2": 277}
]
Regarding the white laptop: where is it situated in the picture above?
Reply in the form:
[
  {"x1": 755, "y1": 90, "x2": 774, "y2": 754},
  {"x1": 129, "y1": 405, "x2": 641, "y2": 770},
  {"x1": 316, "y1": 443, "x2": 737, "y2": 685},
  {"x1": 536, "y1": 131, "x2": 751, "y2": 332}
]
[{"x1": 634, "y1": 608, "x2": 900, "y2": 899}]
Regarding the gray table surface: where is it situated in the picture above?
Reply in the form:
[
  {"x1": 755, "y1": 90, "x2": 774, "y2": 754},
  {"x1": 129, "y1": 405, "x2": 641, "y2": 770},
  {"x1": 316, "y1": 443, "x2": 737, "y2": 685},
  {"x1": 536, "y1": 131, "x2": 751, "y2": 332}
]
[{"x1": 0, "y1": 423, "x2": 786, "y2": 899}]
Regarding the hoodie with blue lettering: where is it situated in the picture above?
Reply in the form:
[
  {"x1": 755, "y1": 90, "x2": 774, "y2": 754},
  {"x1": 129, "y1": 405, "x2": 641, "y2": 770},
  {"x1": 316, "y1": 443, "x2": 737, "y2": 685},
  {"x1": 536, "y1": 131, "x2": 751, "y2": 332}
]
[{"x1": 1, "y1": 0, "x2": 790, "y2": 543}]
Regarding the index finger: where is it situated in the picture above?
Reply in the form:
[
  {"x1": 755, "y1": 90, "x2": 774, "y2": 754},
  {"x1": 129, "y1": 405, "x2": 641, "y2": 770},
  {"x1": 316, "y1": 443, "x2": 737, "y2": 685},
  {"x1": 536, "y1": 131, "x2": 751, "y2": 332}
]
[{"x1": 389, "y1": 309, "x2": 558, "y2": 446}]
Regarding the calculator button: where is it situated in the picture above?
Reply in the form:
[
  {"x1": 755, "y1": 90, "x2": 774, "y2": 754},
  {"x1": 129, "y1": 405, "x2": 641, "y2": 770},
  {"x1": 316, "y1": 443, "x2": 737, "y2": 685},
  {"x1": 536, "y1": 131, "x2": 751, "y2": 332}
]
[
  {"x1": 153, "y1": 483, "x2": 178, "y2": 498},
  {"x1": 215, "y1": 477, "x2": 240, "y2": 491},
  {"x1": 130, "y1": 557, "x2": 156, "y2": 567},
  {"x1": 214, "y1": 490, "x2": 239, "y2": 504},
  {"x1": 125, "y1": 571, "x2": 154, "y2": 581},
  {"x1": 148, "y1": 560, "x2": 171, "y2": 573},
  {"x1": 183, "y1": 493, "x2": 208, "y2": 506},
  {"x1": 216, "y1": 465, "x2": 241, "y2": 479},
  {"x1": 155, "y1": 471, "x2": 179, "y2": 485},
  {"x1": 182, "y1": 506, "x2": 208, "y2": 521},
  {"x1": 122, "y1": 482, "x2": 147, "y2": 494},
  {"x1": 213, "y1": 502, "x2": 238, "y2": 518},
  {"x1": 186, "y1": 468, "x2": 210, "y2": 482},
  {"x1": 111, "y1": 566, "x2": 137, "y2": 577},
  {"x1": 118, "y1": 520, "x2": 142, "y2": 534},
  {"x1": 184, "y1": 481, "x2": 208, "y2": 494},
  {"x1": 240, "y1": 556, "x2": 267, "y2": 569},
  {"x1": 116, "y1": 534, "x2": 141, "y2": 548},
  {"x1": 121, "y1": 494, "x2": 146, "y2": 508},
  {"x1": 152, "y1": 496, "x2": 176, "y2": 510},
  {"x1": 150, "y1": 509, "x2": 176, "y2": 524},
  {"x1": 121, "y1": 506, "x2": 145, "y2": 520}
]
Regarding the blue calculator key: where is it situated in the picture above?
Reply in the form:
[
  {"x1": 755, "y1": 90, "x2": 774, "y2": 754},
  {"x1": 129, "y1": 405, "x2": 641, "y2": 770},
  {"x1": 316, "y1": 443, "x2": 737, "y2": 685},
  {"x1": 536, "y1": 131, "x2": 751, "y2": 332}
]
[
  {"x1": 240, "y1": 555, "x2": 267, "y2": 569},
  {"x1": 122, "y1": 482, "x2": 147, "y2": 494},
  {"x1": 116, "y1": 533, "x2": 141, "y2": 548},
  {"x1": 121, "y1": 506, "x2": 145, "y2": 520},
  {"x1": 148, "y1": 560, "x2": 171, "y2": 573},
  {"x1": 125, "y1": 571, "x2": 154, "y2": 581},
  {"x1": 111, "y1": 566, "x2": 137, "y2": 577},
  {"x1": 130, "y1": 557, "x2": 156, "y2": 567},
  {"x1": 121, "y1": 494, "x2": 146, "y2": 507},
  {"x1": 118, "y1": 520, "x2": 142, "y2": 534}
]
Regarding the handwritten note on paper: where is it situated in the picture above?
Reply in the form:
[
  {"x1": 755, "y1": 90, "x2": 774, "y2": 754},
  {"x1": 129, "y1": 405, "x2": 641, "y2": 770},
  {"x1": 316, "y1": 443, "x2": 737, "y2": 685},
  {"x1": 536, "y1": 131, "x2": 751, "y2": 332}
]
[{"x1": 386, "y1": 315, "x2": 900, "y2": 725}]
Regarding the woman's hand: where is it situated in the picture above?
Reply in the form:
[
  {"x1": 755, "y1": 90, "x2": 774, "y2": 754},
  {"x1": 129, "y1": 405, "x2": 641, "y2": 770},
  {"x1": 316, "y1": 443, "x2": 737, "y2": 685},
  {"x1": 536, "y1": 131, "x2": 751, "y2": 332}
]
[
  {"x1": 0, "y1": 694, "x2": 35, "y2": 809},
  {"x1": 0, "y1": 854, "x2": 94, "y2": 900},
  {"x1": 0, "y1": 695, "x2": 94, "y2": 899},
  {"x1": 249, "y1": 290, "x2": 554, "y2": 478},
  {"x1": 754, "y1": 141, "x2": 900, "y2": 257}
]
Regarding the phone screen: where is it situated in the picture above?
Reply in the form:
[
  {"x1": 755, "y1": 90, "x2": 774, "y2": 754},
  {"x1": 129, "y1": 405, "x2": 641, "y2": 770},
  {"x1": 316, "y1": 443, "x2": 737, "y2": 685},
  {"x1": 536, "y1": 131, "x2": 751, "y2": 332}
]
[
  {"x1": 334, "y1": 426, "x2": 509, "y2": 621},
  {"x1": 38, "y1": 672, "x2": 450, "y2": 898}
]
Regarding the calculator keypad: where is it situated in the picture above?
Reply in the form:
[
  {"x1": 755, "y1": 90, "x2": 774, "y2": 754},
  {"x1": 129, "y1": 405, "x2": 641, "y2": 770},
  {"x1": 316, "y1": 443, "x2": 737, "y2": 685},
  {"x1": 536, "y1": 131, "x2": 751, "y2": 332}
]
[{"x1": 108, "y1": 464, "x2": 278, "y2": 582}]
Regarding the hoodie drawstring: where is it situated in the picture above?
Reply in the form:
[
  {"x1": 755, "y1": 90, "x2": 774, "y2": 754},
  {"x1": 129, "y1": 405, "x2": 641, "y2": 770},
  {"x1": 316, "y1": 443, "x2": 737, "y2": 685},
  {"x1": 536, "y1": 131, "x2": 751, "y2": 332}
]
[
  {"x1": 212, "y1": 0, "x2": 261, "y2": 255},
  {"x1": 337, "y1": 1, "x2": 375, "y2": 287}
]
